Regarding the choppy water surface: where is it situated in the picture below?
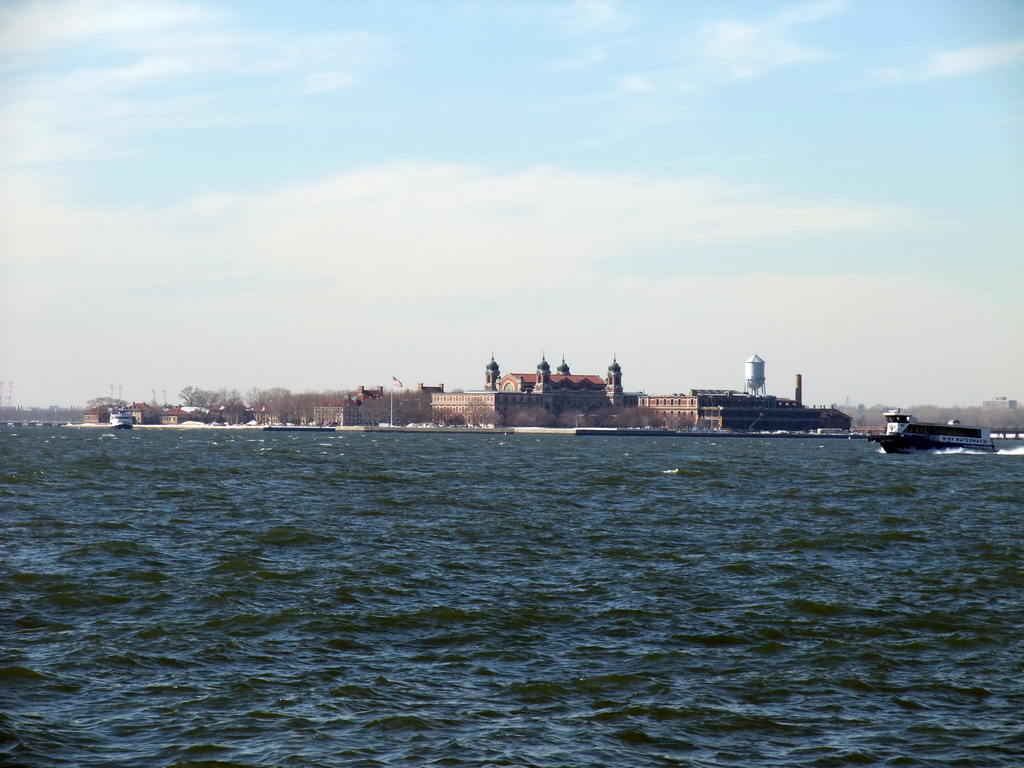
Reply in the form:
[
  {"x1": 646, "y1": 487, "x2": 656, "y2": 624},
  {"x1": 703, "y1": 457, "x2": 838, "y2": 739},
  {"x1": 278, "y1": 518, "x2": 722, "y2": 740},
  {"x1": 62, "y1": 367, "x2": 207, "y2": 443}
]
[{"x1": 2, "y1": 428, "x2": 1023, "y2": 767}]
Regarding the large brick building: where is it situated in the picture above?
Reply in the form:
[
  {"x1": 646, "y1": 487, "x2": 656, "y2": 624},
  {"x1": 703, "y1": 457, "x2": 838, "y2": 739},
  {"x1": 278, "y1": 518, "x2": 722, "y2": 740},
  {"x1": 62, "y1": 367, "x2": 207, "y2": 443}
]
[
  {"x1": 431, "y1": 356, "x2": 632, "y2": 426},
  {"x1": 432, "y1": 354, "x2": 852, "y2": 431}
]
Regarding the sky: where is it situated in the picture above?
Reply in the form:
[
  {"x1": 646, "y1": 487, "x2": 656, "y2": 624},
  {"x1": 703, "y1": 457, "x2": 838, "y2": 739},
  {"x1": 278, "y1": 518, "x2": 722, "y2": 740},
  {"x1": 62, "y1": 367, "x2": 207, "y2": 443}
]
[{"x1": 1, "y1": 0, "x2": 1022, "y2": 410}]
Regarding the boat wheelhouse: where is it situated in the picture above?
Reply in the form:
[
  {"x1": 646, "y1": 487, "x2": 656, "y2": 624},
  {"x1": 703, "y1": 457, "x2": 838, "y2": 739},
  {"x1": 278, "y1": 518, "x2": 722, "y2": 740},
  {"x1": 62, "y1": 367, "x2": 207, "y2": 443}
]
[{"x1": 869, "y1": 410, "x2": 994, "y2": 453}]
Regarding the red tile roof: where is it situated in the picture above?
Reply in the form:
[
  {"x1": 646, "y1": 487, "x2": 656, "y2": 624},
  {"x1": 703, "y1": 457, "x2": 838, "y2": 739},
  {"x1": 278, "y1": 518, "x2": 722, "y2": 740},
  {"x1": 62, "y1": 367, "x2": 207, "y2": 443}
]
[{"x1": 508, "y1": 373, "x2": 605, "y2": 386}]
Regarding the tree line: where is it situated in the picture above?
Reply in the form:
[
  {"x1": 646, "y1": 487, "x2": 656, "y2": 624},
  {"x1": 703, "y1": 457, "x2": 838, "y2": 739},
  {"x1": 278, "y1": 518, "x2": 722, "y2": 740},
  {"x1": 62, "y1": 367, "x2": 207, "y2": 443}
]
[
  {"x1": 10, "y1": 391, "x2": 1016, "y2": 431},
  {"x1": 78, "y1": 386, "x2": 434, "y2": 426},
  {"x1": 176, "y1": 385, "x2": 435, "y2": 426},
  {"x1": 851, "y1": 404, "x2": 1022, "y2": 430}
]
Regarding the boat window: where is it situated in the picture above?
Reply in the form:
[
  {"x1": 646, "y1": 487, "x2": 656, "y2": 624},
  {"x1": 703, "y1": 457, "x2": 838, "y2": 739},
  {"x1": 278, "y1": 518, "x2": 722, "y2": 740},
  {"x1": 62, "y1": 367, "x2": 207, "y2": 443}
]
[{"x1": 905, "y1": 423, "x2": 982, "y2": 438}]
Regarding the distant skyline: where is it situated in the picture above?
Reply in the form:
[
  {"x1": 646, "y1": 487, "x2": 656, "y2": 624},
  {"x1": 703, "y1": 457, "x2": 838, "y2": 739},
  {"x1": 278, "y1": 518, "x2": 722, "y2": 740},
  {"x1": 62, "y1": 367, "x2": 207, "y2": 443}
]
[{"x1": 2, "y1": 0, "x2": 1022, "y2": 408}]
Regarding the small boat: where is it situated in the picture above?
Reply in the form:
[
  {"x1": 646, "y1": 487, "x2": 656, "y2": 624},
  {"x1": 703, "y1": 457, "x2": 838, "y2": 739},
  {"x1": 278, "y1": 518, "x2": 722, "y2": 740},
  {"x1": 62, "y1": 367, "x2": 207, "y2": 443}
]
[
  {"x1": 109, "y1": 411, "x2": 134, "y2": 429},
  {"x1": 869, "y1": 410, "x2": 994, "y2": 453}
]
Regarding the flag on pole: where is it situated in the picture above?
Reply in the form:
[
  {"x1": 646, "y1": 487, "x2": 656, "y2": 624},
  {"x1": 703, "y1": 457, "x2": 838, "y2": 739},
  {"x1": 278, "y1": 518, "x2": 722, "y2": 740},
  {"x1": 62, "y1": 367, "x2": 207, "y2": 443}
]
[{"x1": 392, "y1": 376, "x2": 404, "y2": 388}]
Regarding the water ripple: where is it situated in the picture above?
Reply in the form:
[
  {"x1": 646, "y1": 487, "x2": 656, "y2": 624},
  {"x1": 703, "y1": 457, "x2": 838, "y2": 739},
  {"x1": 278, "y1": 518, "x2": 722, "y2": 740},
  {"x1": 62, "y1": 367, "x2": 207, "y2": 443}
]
[{"x1": 2, "y1": 430, "x2": 1022, "y2": 766}]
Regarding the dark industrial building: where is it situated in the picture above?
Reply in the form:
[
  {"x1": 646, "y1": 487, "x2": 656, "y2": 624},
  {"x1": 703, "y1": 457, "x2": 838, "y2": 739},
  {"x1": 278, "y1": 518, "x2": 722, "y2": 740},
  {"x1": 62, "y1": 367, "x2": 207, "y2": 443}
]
[
  {"x1": 637, "y1": 358, "x2": 851, "y2": 431},
  {"x1": 638, "y1": 389, "x2": 851, "y2": 431}
]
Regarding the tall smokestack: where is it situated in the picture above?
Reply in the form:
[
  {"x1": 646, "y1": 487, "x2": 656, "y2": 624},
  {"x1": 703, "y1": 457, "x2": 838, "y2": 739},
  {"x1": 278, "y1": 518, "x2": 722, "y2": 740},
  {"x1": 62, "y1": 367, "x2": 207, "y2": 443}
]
[{"x1": 795, "y1": 374, "x2": 803, "y2": 406}]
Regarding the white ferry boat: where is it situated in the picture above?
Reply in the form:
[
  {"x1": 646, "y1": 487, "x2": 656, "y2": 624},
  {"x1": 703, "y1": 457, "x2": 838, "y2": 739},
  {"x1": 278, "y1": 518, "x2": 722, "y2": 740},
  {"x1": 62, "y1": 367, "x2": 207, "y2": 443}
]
[
  {"x1": 109, "y1": 411, "x2": 134, "y2": 429},
  {"x1": 869, "y1": 410, "x2": 994, "y2": 453}
]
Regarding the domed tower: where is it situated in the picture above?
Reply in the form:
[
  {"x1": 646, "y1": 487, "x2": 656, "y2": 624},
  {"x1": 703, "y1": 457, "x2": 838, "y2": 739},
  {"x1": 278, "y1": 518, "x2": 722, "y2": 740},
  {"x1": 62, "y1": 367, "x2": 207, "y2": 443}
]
[
  {"x1": 557, "y1": 356, "x2": 571, "y2": 376},
  {"x1": 535, "y1": 355, "x2": 551, "y2": 393},
  {"x1": 606, "y1": 356, "x2": 623, "y2": 405},
  {"x1": 484, "y1": 355, "x2": 500, "y2": 390}
]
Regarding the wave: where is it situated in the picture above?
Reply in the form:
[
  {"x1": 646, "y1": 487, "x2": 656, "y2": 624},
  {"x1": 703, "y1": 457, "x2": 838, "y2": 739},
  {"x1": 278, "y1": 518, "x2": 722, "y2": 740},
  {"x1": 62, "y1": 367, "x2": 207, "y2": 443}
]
[
  {"x1": 937, "y1": 446, "x2": 1024, "y2": 456},
  {"x1": 883, "y1": 446, "x2": 1022, "y2": 456}
]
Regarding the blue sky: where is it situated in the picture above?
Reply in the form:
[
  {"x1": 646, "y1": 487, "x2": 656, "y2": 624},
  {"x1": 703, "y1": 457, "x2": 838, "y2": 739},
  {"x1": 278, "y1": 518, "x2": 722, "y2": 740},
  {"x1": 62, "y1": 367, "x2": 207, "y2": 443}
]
[{"x1": 2, "y1": 0, "x2": 1022, "y2": 409}]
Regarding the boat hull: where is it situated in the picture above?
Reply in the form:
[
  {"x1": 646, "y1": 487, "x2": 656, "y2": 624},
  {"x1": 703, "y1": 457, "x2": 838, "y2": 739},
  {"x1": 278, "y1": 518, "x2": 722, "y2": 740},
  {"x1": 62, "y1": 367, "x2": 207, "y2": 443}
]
[{"x1": 869, "y1": 435, "x2": 995, "y2": 454}]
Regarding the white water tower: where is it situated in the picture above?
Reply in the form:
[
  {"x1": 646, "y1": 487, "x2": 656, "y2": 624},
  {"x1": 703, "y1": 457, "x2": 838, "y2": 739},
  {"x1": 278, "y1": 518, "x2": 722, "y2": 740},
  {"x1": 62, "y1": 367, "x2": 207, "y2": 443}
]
[{"x1": 745, "y1": 354, "x2": 766, "y2": 396}]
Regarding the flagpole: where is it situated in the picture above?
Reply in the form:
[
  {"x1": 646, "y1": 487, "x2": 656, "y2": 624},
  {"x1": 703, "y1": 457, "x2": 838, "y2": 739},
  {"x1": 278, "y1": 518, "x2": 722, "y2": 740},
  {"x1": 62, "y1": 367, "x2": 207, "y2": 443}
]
[{"x1": 389, "y1": 375, "x2": 402, "y2": 427}]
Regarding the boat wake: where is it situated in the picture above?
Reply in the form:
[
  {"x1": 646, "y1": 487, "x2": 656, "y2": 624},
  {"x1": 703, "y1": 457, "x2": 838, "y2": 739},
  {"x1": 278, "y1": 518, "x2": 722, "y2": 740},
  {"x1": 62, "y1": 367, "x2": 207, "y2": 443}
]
[
  {"x1": 933, "y1": 446, "x2": 1024, "y2": 456},
  {"x1": 876, "y1": 445, "x2": 1021, "y2": 456}
]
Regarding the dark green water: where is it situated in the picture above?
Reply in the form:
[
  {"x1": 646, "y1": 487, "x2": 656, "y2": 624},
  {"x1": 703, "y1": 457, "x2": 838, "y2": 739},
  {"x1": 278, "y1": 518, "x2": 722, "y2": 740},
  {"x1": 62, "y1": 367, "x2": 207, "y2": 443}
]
[{"x1": 2, "y1": 428, "x2": 1023, "y2": 767}]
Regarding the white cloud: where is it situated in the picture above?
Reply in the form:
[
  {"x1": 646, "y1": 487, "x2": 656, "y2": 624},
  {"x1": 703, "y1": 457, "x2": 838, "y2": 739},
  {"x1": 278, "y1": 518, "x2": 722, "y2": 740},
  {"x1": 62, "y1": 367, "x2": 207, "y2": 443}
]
[
  {"x1": 613, "y1": 70, "x2": 695, "y2": 96},
  {"x1": 0, "y1": 1, "x2": 388, "y2": 165},
  {"x1": 606, "y1": 1, "x2": 841, "y2": 101},
  {"x1": 501, "y1": 0, "x2": 626, "y2": 37},
  {"x1": 550, "y1": 47, "x2": 608, "y2": 70},
  {"x1": 301, "y1": 70, "x2": 357, "y2": 95},
  {"x1": 772, "y1": 0, "x2": 846, "y2": 27},
  {"x1": 874, "y1": 39, "x2": 1024, "y2": 83},
  {"x1": 0, "y1": 0, "x2": 219, "y2": 62},
  {"x1": 614, "y1": 74, "x2": 656, "y2": 94},
  {"x1": 176, "y1": 163, "x2": 906, "y2": 308},
  {"x1": 4, "y1": 163, "x2": 1019, "y2": 407},
  {"x1": 2, "y1": 161, "x2": 908, "y2": 355},
  {"x1": 556, "y1": 0, "x2": 625, "y2": 33},
  {"x1": 2, "y1": 161, "x2": 907, "y2": 283},
  {"x1": 700, "y1": 0, "x2": 843, "y2": 80}
]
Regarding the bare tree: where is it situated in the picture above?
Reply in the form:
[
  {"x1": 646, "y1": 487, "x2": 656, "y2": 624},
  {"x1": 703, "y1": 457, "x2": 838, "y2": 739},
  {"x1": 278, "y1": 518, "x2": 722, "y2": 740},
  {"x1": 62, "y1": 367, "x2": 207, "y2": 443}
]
[
  {"x1": 179, "y1": 386, "x2": 216, "y2": 408},
  {"x1": 503, "y1": 407, "x2": 556, "y2": 427},
  {"x1": 245, "y1": 387, "x2": 268, "y2": 409},
  {"x1": 217, "y1": 388, "x2": 245, "y2": 407},
  {"x1": 87, "y1": 396, "x2": 128, "y2": 410},
  {"x1": 399, "y1": 391, "x2": 433, "y2": 424},
  {"x1": 555, "y1": 408, "x2": 584, "y2": 427},
  {"x1": 290, "y1": 391, "x2": 323, "y2": 425}
]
